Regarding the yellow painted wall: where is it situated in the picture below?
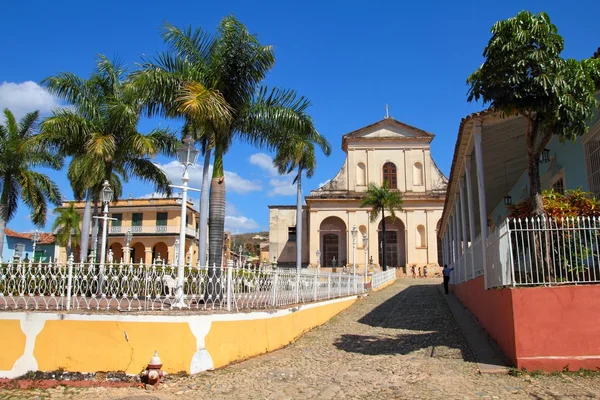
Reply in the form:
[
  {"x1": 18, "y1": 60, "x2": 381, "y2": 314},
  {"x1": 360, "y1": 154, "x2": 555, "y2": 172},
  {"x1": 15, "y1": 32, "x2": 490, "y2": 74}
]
[
  {"x1": 0, "y1": 320, "x2": 26, "y2": 370},
  {"x1": 205, "y1": 298, "x2": 356, "y2": 369},
  {"x1": 0, "y1": 296, "x2": 358, "y2": 377},
  {"x1": 34, "y1": 321, "x2": 196, "y2": 374}
]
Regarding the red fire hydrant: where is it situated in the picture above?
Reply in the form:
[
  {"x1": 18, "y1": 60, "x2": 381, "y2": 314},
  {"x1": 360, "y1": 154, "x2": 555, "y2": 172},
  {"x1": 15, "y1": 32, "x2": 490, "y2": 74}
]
[{"x1": 141, "y1": 351, "x2": 165, "y2": 386}]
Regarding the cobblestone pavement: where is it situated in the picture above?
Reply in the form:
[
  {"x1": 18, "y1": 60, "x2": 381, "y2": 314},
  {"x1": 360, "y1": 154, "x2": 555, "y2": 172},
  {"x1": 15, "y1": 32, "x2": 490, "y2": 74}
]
[{"x1": 3, "y1": 278, "x2": 600, "y2": 400}]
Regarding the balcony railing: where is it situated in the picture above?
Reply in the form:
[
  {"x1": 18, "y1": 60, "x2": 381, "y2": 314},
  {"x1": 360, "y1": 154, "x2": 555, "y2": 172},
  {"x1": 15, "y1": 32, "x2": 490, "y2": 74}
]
[{"x1": 109, "y1": 225, "x2": 197, "y2": 237}]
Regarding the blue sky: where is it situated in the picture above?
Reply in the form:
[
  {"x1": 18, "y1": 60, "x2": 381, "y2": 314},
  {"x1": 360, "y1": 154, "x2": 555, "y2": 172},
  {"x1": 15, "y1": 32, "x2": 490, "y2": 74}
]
[{"x1": 1, "y1": 0, "x2": 599, "y2": 233}]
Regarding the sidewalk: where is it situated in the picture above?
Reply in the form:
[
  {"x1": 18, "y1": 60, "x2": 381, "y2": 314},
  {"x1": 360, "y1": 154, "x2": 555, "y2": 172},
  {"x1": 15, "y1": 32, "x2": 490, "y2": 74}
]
[{"x1": 437, "y1": 283, "x2": 510, "y2": 373}]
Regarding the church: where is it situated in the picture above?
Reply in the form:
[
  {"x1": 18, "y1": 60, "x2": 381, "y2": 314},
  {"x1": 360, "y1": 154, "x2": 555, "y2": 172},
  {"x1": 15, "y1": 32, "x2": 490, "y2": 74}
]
[{"x1": 268, "y1": 116, "x2": 447, "y2": 272}]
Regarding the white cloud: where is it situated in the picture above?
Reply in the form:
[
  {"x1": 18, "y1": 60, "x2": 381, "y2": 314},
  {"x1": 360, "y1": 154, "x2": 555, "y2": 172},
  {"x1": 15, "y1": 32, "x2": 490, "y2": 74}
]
[
  {"x1": 225, "y1": 203, "x2": 260, "y2": 232},
  {"x1": 249, "y1": 153, "x2": 279, "y2": 176},
  {"x1": 318, "y1": 179, "x2": 331, "y2": 188},
  {"x1": 268, "y1": 177, "x2": 297, "y2": 197},
  {"x1": 0, "y1": 81, "x2": 62, "y2": 120},
  {"x1": 249, "y1": 153, "x2": 297, "y2": 197},
  {"x1": 156, "y1": 161, "x2": 262, "y2": 194}
]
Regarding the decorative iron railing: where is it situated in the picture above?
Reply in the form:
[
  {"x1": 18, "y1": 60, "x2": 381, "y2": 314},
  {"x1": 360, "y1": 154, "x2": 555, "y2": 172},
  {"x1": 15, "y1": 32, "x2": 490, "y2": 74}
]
[
  {"x1": 484, "y1": 217, "x2": 600, "y2": 288},
  {"x1": 0, "y1": 257, "x2": 393, "y2": 312}
]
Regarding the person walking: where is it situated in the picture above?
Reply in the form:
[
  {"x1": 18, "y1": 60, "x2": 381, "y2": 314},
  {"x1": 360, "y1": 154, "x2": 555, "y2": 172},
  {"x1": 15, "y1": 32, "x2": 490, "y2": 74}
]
[
  {"x1": 443, "y1": 264, "x2": 454, "y2": 294},
  {"x1": 411, "y1": 265, "x2": 416, "y2": 279},
  {"x1": 423, "y1": 265, "x2": 428, "y2": 278},
  {"x1": 418, "y1": 267, "x2": 422, "y2": 278}
]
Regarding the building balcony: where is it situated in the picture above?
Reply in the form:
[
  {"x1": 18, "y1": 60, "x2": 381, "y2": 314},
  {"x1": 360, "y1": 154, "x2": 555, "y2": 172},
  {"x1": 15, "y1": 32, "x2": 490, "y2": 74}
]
[{"x1": 109, "y1": 225, "x2": 197, "y2": 237}]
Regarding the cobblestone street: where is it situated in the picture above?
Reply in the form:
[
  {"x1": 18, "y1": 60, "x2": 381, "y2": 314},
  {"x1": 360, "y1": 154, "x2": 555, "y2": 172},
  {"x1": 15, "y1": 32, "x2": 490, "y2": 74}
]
[{"x1": 3, "y1": 278, "x2": 600, "y2": 400}]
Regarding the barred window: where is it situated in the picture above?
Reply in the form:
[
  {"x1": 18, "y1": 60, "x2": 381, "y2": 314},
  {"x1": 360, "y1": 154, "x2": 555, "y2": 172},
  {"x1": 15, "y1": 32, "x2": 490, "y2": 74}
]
[
  {"x1": 584, "y1": 121, "x2": 600, "y2": 197},
  {"x1": 288, "y1": 226, "x2": 297, "y2": 242}
]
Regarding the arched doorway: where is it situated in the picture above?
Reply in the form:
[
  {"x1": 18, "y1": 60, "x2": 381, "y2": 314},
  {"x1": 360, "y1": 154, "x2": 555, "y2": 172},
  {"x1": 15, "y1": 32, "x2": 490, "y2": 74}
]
[
  {"x1": 152, "y1": 242, "x2": 169, "y2": 264},
  {"x1": 131, "y1": 242, "x2": 145, "y2": 264},
  {"x1": 319, "y1": 217, "x2": 347, "y2": 268},
  {"x1": 378, "y1": 217, "x2": 406, "y2": 268},
  {"x1": 109, "y1": 242, "x2": 123, "y2": 263}
]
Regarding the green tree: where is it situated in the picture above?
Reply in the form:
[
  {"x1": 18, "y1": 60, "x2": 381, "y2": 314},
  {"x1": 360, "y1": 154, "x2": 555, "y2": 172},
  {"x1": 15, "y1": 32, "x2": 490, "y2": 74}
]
[
  {"x1": 52, "y1": 203, "x2": 82, "y2": 258},
  {"x1": 360, "y1": 181, "x2": 403, "y2": 271},
  {"x1": 40, "y1": 56, "x2": 180, "y2": 261},
  {"x1": 152, "y1": 17, "x2": 319, "y2": 268},
  {"x1": 132, "y1": 23, "x2": 233, "y2": 267},
  {"x1": 273, "y1": 117, "x2": 331, "y2": 272},
  {"x1": 0, "y1": 109, "x2": 63, "y2": 259},
  {"x1": 467, "y1": 11, "x2": 600, "y2": 215}
]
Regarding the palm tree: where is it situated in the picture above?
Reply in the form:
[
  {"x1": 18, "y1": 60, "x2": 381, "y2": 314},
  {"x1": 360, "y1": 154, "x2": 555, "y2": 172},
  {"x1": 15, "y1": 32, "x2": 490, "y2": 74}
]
[
  {"x1": 40, "y1": 55, "x2": 180, "y2": 261},
  {"x1": 359, "y1": 182, "x2": 404, "y2": 271},
  {"x1": 0, "y1": 109, "x2": 63, "y2": 259},
  {"x1": 160, "y1": 17, "x2": 320, "y2": 268},
  {"x1": 52, "y1": 203, "x2": 82, "y2": 258},
  {"x1": 273, "y1": 121, "x2": 331, "y2": 272},
  {"x1": 131, "y1": 24, "x2": 233, "y2": 267}
]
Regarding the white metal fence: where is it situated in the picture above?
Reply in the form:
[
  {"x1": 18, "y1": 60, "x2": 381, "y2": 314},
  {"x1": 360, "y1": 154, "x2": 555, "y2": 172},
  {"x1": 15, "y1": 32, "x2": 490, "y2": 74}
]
[
  {"x1": 485, "y1": 217, "x2": 600, "y2": 288},
  {"x1": 0, "y1": 257, "x2": 392, "y2": 312},
  {"x1": 371, "y1": 268, "x2": 396, "y2": 289}
]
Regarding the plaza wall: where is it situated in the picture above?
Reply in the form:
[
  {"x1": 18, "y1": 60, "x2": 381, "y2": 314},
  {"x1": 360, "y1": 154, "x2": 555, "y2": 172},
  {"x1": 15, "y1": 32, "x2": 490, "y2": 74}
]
[
  {"x1": 452, "y1": 277, "x2": 600, "y2": 371},
  {"x1": 0, "y1": 296, "x2": 357, "y2": 378}
]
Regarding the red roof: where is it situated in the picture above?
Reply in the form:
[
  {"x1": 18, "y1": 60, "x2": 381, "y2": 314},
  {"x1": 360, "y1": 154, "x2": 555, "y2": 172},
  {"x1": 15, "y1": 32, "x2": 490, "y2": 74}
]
[{"x1": 5, "y1": 228, "x2": 55, "y2": 244}]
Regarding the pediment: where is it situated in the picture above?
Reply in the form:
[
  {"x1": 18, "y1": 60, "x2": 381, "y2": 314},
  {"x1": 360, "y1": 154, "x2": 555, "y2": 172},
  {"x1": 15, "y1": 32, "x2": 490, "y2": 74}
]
[{"x1": 343, "y1": 118, "x2": 434, "y2": 140}]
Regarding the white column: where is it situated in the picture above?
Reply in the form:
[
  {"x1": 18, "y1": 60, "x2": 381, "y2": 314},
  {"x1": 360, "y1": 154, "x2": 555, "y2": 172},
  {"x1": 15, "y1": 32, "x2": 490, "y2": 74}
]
[
  {"x1": 454, "y1": 200, "x2": 462, "y2": 283},
  {"x1": 464, "y1": 157, "x2": 477, "y2": 278},
  {"x1": 459, "y1": 177, "x2": 468, "y2": 282},
  {"x1": 473, "y1": 121, "x2": 488, "y2": 284}
]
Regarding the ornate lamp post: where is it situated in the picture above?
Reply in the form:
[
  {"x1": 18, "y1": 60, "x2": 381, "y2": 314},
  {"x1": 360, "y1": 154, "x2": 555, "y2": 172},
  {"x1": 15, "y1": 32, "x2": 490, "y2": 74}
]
[
  {"x1": 99, "y1": 180, "x2": 114, "y2": 266},
  {"x1": 351, "y1": 225, "x2": 357, "y2": 292},
  {"x1": 124, "y1": 229, "x2": 133, "y2": 264},
  {"x1": 32, "y1": 230, "x2": 40, "y2": 262},
  {"x1": 363, "y1": 233, "x2": 369, "y2": 282},
  {"x1": 316, "y1": 248, "x2": 321, "y2": 274},
  {"x1": 171, "y1": 135, "x2": 200, "y2": 308}
]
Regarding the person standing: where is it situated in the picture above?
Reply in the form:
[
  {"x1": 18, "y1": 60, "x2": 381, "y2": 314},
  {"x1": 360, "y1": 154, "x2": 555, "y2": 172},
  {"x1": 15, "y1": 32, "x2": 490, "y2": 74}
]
[
  {"x1": 418, "y1": 267, "x2": 422, "y2": 278},
  {"x1": 411, "y1": 265, "x2": 416, "y2": 279},
  {"x1": 423, "y1": 265, "x2": 428, "y2": 278},
  {"x1": 443, "y1": 264, "x2": 454, "y2": 294}
]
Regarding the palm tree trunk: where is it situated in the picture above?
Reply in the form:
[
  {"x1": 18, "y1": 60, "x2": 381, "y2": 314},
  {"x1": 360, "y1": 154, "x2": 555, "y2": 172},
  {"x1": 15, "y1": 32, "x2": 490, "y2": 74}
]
[
  {"x1": 382, "y1": 208, "x2": 387, "y2": 271},
  {"x1": 197, "y1": 148, "x2": 212, "y2": 267},
  {"x1": 0, "y1": 210, "x2": 6, "y2": 260},
  {"x1": 67, "y1": 235, "x2": 72, "y2": 260},
  {"x1": 91, "y1": 199, "x2": 99, "y2": 262},
  {"x1": 296, "y1": 168, "x2": 302, "y2": 273},
  {"x1": 208, "y1": 144, "x2": 225, "y2": 269},
  {"x1": 79, "y1": 190, "x2": 92, "y2": 263}
]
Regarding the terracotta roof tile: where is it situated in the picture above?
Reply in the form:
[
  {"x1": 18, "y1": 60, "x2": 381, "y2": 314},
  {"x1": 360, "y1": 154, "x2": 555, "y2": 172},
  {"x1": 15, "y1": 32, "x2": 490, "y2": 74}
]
[{"x1": 5, "y1": 228, "x2": 55, "y2": 244}]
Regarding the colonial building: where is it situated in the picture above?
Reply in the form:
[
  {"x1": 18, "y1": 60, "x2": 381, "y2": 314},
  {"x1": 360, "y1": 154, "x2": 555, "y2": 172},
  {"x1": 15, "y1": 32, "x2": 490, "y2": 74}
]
[
  {"x1": 56, "y1": 197, "x2": 199, "y2": 265},
  {"x1": 2, "y1": 228, "x2": 56, "y2": 262},
  {"x1": 269, "y1": 117, "x2": 448, "y2": 271}
]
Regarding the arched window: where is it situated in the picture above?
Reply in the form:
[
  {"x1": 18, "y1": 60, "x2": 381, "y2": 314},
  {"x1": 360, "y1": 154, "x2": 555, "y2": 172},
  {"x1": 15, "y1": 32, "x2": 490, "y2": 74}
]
[
  {"x1": 417, "y1": 225, "x2": 426, "y2": 248},
  {"x1": 382, "y1": 162, "x2": 397, "y2": 189},
  {"x1": 413, "y1": 162, "x2": 424, "y2": 186},
  {"x1": 356, "y1": 162, "x2": 366, "y2": 186}
]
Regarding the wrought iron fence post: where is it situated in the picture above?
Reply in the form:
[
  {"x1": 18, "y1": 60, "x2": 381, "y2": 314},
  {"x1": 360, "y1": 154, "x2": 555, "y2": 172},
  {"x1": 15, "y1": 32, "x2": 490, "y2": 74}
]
[
  {"x1": 66, "y1": 253, "x2": 74, "y2": 311},
  {"x1": 327, "y1": 272, "x2": 331, "y2": 299},
  {"x1": 271, "y1": 270, "x2": 278, "y2": 307},
  {"x1": 295, "y1": 271, "x2": 300, "y2": 304},
  {"x1": 227, "y1": 266, "x2": 233, "y2": 311},
  {"x1": 314, "y1": 270, "x2": 318, "y2": 302}
]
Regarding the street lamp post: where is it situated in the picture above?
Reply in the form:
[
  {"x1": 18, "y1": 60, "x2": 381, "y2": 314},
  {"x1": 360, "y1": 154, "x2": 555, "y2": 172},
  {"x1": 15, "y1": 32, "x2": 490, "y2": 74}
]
[
  {"x1": 363, "y1": 233, "x2": 369, "y2": 283},
  {"x1": 124, "y1": 230, "x2": 132, "y2": 264},
  {"x1": 170, "y1": 135, "x2": 200, "y2": 308},
  {"x1": 174, "y1": 238, "x2": 180, "y2": 265},
  {"x1": 239, "y1": 245, "x2": 243, "y2": 269},
  {"x1": 32, "y1": 230, "x2": 40, "y2": 262},
  {"x1": 99, "y1": 181, "x2": 114, "y2": 266},
  {"x1": 351, "y1": 225, "x2": 357, "y2": 292},
  {"x1": 316, "y1": 249, "x2": 321, "y2": 275}
]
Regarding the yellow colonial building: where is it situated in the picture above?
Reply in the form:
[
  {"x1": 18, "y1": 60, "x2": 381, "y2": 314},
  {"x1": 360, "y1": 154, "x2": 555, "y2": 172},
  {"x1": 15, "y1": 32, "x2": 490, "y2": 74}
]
[
  {"x1": 56, "y1": 197, "x2": 199, "y2": 265},
  {"x1": 269, "y1": 117, "x2": 447, "y2": 271}
]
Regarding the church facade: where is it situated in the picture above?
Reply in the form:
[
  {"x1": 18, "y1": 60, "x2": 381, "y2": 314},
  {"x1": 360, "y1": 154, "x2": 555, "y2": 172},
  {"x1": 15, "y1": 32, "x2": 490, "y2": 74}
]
[{"x1": 268, "y1": 117, "x2": 447, "y2": 271}]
